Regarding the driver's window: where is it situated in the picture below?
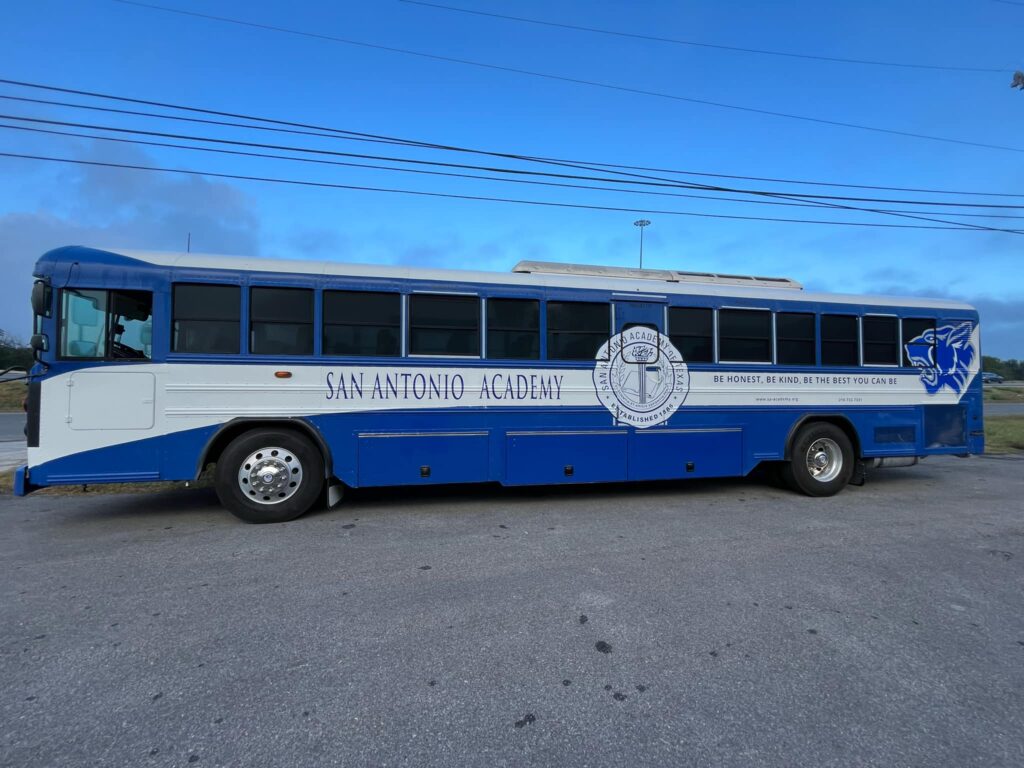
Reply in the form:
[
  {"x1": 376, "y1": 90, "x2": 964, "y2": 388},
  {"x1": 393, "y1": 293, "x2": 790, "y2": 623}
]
[
  {"x1": 60, "y1": 289, "x2": 153, "y2": 360},
  {"x1": 110, "y1": 291, "x2": 153, "y2": 359},
  {"x1": 60, "y1": 289, "x2": 108, "y2": 359}
]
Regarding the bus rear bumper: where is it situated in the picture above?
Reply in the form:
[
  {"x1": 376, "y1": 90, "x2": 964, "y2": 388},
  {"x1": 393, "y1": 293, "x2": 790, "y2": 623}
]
[{"x1": 14, "y1": 465, "x2": 36, "y2": 497}]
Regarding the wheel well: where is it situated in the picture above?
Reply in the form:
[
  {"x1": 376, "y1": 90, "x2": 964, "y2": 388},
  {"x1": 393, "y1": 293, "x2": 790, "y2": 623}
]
[
  {"x1": 784, "y1": 415, "x2": 862, "y2": 460},
  {"x1": 197, "y1": 419, "x2": 333, "y2": 479}
]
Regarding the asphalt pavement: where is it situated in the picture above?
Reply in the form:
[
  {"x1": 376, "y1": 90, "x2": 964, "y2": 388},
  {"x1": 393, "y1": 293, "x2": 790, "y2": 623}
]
[
  {"x1": 1, "y1": 456, "x2": 1022, "y2": 767},
  {"x1": 0, "y1": 412, "x2": 25, "y2": 442},
  {"x1": 987, "y1": 402, "x2": 1024, "y2": 417}
]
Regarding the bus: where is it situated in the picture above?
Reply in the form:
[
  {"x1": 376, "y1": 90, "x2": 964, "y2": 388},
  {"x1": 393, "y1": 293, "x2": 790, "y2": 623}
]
[{"x1": 18, "y1": 246, "x2": 983, "y2": 523}]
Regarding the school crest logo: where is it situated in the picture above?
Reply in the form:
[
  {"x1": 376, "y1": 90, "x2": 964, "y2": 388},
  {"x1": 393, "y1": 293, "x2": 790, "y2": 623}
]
[
  {"x1": 593, "y1": 327, "x2": 690, "y2": 428},
  {"x1": 904, "y1": 322, "x2": 976, "y2": 396}
]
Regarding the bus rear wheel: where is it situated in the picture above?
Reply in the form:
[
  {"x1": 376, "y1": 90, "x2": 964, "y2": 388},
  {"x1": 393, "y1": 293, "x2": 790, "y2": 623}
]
[
  {"x1": 214, "y1": 428, "x2": 325, "y2": 523},
  {"x1": 782, "y1": 422, "x2": 854, "y2": 497}
]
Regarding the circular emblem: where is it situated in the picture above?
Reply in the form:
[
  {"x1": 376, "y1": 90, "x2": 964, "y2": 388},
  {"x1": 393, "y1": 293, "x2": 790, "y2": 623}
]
[{"x1": 592, "y1": 327, "x2": 690, "y2": 428}]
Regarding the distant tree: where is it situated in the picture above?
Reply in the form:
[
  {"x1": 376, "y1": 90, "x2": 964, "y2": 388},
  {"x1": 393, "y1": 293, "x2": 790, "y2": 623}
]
[
  {"x1": 983, "y1": 355, "x2": 1024, "y2": 380},
  {"x1": 0, "y1": 330, "x2": 33, "y2": 371}
]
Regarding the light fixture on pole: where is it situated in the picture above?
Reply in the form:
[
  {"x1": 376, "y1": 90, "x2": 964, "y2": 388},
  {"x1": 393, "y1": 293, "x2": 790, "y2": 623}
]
[{"x1": 633, "y1": 219, "x2": 651, "y2": 269}]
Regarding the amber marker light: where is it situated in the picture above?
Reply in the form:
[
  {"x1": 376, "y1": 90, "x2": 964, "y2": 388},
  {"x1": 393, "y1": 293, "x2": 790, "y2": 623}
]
[{"x1": 274, "y1": 371, "x2": 293, "y2": 379}]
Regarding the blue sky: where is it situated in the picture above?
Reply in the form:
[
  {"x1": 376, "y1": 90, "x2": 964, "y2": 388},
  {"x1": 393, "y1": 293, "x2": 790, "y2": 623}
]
[{"x1": 1, "y1": 0, "x2": 1022, "y2": 356}]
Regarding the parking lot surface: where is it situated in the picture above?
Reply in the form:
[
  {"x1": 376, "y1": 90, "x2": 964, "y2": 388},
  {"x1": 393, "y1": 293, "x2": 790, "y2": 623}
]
[{"x1": 2, "y1": 457, "x2": 1023, "y2": 767}]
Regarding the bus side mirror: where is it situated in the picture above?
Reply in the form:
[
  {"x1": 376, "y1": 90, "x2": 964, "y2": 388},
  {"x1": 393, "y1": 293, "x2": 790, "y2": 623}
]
[
  {"x1": 30, "y1": 333, "x2": 48, "y2": 360},
  {"x1": 31, "y1": 280, "x2": 52, "y2": 318}
]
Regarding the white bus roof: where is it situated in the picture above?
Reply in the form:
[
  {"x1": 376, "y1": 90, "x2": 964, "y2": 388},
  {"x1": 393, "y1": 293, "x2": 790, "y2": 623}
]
[{"x1": 109, "y1": 248, "x2": 974, "y2": 311}]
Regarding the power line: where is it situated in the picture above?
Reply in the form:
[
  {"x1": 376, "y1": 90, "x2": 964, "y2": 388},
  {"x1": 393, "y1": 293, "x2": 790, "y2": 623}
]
[
  {"x1": 6, "y1": 110, "x2": 1024, "y2": 214},
  {"x1": 5, "y1": 80, "x2": 1023, "y2": 200},
  {"x1": 1, "y1": 150, "x2": 1012, "y2": 231},
  {"x1": 8, "y1": 121, "x2": 1023, "y2": 220},
  {"x1": 2, "y1": 89, "x2": 1019, "y2": 233},
  {"x1": 1, "y1": 102, "x2": 1019, "y2": 234},
  {"x1": 400, "y1": 0, "x2": 1006, "y2": 74},
  {"x1": 518, "y1": 156, "x2": 1024, "y2": 198},
  {"x1": 108, "y1": 0, "x2": 1024, "y2": 155}
]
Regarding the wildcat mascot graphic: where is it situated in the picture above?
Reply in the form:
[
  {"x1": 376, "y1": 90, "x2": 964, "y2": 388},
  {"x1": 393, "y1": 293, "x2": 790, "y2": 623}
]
[{"x1": 904, "y1": 322, "x2": 976, "y2": 396}]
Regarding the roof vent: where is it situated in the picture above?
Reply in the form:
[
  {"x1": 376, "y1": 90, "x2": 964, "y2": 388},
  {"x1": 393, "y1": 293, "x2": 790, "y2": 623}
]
[{"x1": 511, "y1": 261, "x2": 802, "y2": 289}]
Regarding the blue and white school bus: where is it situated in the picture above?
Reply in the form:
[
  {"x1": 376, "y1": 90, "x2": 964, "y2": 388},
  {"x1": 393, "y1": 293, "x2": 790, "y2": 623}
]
[{"x1": 19, "y1": 246, "x2": 983, "y2": 523}]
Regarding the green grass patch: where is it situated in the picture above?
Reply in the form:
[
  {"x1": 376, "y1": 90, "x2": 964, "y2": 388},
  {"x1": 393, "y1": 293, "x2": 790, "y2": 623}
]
[
  {"x1": 0, "y1": 380, "x2": 27, "y2": 413},
  {"x1": 985, "y1": 415, "x2": 1024, "y2": 454},
  {"x1": 984, "y1": 386, "x2": 1024, "y2": 403}
]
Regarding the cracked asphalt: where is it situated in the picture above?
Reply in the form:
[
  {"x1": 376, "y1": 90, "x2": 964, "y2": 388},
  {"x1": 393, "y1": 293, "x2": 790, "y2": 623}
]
[{"x1": 2, "y1": 455, "x2": 1023, "y2": 767}]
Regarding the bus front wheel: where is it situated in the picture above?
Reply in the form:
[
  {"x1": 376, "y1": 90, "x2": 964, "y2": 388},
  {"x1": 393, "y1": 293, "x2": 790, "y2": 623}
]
[
  {"x1": 214, "y1": 428, "x2": 325, "y2": 523},
  {"x1": 782, "y1": 422, "x2": 854, "y2": 497}
]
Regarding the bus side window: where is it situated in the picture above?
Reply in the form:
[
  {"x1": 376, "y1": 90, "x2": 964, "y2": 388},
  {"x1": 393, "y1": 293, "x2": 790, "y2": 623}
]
[
  {"x1": 718, "y1": 308, "x2": 772, "y2": 363},
  {"x1": 667, "y1": 307, "x2": 713, "y2": 363},
  {"x1": 60, "y1": 289, "x2": 108, "y2": 359},
  {"x1": 821, "y1": 314, "x2": 859, "y2": 366},
  {"x1": 173, "y1": 284, "x2": 241, "y2": 354},
  {"x1": 109, "y1": 291, "x2": 153, "y2": 360},
  {"x1": 863, "y1": 316, "x2": 899, "y2": 366},
  {"x1": 409, "y1": 294, "x2": 481, "y2": 357},
  {"x1": 776, "y1": 312, "x2": 816, "y2": 366},
  {"x1": 547, "y1": 301, "x2": 609, "y2": 360},
  {"x1": 487, "y1": 298, "x2": 539, "y2": 360},
  {"x1": 323, "y1": 290, "x2": 400, "y2": 357},
  {"x1": 251, "y1": 287, "x2": 314, "y2": 356}
]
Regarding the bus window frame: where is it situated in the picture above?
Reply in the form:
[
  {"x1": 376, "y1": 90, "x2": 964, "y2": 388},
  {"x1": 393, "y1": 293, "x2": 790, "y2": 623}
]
[
  {"x1": 666, "y1": 305, "x2": 715, "y2": 364},
  {"x1": 321, "y1": 287, "x2": 402, "y2": 359},
  {"x1": 820, "y1": 312, "x2": 861, "y2": 368},
  {"x1": 58, "y1": 287, "x2": 153, "y2": 363},
  {"x1": 861, "y1": 313, "x2": 901, "y2": 368},
  {"x1": 171, "y1": 282, "x2": 243, "y2": 356},
  {"x1": 484, "y1": 295, "x2": 542, "y2": 362},
  {"x1": 545, "y1": 299, "x2": 612, "y2": 362},
  {"x1": 407, "y1": 290, "x2": 482, "y2": 359},
  {"x1": 716, "y1": 306, "x2": 773, "y2": 365}
]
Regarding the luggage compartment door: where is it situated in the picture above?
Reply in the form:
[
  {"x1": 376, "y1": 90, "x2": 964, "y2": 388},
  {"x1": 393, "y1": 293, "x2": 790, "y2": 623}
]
[
  {"x1": 357, "y1": 431, "x2": 490, "y2": 486},
  {"x1": 629, "y1": 427, "x2": 742, "y2": 480},
  {"x1": 505, "y1": 430, "x2": 628, "y2": 485}
]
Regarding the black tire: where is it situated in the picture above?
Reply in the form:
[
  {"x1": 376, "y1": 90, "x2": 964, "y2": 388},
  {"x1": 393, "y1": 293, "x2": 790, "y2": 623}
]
[
  {"x1": 781, "y1": 422, "x2": 855, "y2": 497},
  {"x1": 214, "y1": 428, "x2": 325, "y2": 523}
]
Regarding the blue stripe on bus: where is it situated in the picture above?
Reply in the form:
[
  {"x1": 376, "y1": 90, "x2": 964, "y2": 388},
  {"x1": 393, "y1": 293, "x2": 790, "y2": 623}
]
[{"x1": 20, "y1": 399, "x2": 983, "y2": 493}]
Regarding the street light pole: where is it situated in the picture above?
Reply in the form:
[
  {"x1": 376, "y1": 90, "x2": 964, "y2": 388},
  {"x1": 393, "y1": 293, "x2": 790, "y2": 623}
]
[{"x1": 633, "y1": 219, "x2": 651, "y2": 269}]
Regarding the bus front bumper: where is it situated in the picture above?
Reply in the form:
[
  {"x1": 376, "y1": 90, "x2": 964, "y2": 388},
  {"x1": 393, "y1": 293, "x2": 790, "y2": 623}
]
[{"x1": 14, "y1": 465, "x2": 36, "y2": 497}]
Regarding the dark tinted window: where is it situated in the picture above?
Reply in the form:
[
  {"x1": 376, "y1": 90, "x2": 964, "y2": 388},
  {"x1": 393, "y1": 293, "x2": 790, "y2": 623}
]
[
  {"x1": 902, "y1": 318, "x2": 936, "y2": 367},
  {"x1": 821, "y1": 314, "x2": 859, "y2": 366},
  {"x1": 250, "y1": 287, "x2": 313, "y2": 355},
  {"x1": 323, "y1": 290, "x2": 400, "y2": 357},
  {"x1": 547, "y1": 301, "x2": 609, "y2": 360},
  {"x1": 776, "y1": 312, "x2": 816, "y2": 366},
  {"x1": 487, "y1": 298, "x2": 539, "y2": 359},
  {"x1": 173, "y1": 284, "x2": 240, "y2": 354},
  {"x1": 409, "y1": 294, "x2": 480, "y2": 356},
  {"x1": 668, "y1": 307, "x2": 713, "y2": 363},
  {"x1": 718, "y1": 309, "x2": 771, "y2": 362},
  {"x1": 862, "y1": 316, "x2": 899, "y2": 365}
]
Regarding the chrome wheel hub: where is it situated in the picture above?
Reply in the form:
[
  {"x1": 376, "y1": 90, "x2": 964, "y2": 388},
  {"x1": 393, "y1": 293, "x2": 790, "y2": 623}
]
[
  {"x1": 237, "y1": 446, "x2": 303, "y2": 504},
  {"x1": 805, "y1": 438, "x2": 842, "y2": 483}
]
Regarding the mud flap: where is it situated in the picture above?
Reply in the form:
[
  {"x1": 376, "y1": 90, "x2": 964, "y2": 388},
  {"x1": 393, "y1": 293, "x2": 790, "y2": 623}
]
[{"x1": 849, "y1": 459, "x2": 868, "y2": 487}]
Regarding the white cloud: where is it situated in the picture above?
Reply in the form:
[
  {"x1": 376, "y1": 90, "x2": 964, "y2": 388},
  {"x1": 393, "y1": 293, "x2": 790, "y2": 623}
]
[{"x1": 0, "y1": 142, "x2": 263, "y2": 339}]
